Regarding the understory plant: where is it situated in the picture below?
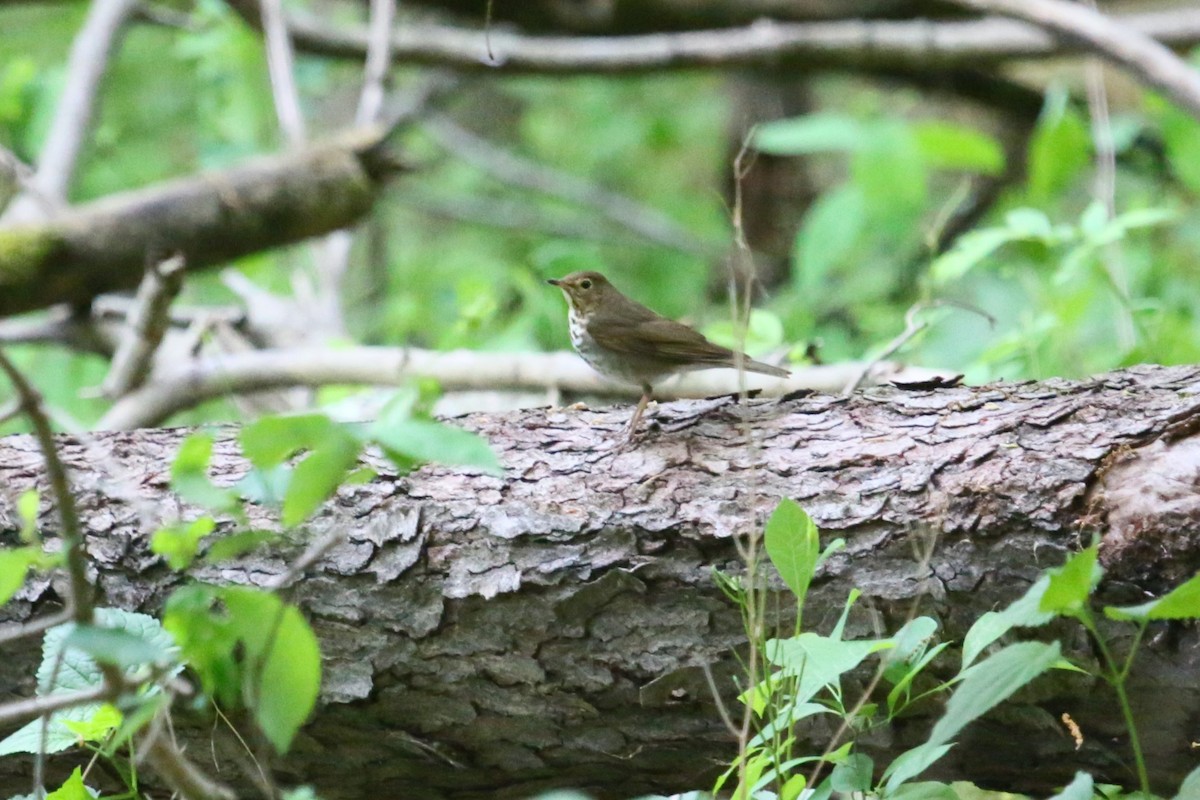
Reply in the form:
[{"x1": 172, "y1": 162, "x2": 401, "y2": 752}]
[{"x1": 714, "y1": 499, "x2": 1200, "y2": 800}]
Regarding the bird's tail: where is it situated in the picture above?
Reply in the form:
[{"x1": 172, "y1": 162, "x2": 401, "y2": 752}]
[{"x1": 741, "y1": 357, "x2": 790, "y2": 379}]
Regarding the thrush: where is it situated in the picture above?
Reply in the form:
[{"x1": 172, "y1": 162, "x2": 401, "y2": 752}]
[{"x1": 548, "y1": 270, "x2": 790, "y2": 441}]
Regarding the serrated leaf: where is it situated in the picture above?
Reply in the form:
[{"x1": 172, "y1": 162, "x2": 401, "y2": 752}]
[
  {"x1": 239, "y1": 413, "x2": 339, "y2": 468},
  {"x1": 62, "y1": 703, "x2": 122, "y2": 743},
  {"x1": 62, "y1": 624, "x2": 172, "y2": 668}
]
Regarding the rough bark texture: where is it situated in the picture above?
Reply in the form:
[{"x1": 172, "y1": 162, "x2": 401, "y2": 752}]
[
  {"x1": 0, "y1": 128, "x2": 404, "y2": 318},
  {"x1": 3, "y1": 365, "x2": 1200, "y2": 798}
]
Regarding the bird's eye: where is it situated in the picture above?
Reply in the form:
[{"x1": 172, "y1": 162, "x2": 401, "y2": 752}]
[{"x1": 580, "y1": 279, "x2": 593, "y2": 290}]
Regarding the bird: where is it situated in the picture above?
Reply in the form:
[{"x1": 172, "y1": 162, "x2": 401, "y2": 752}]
[{"x1": 547, "y1": 270, "x2": 790, "y2": 442}]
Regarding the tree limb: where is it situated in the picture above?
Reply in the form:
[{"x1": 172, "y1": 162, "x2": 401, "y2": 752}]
[
  {"x1": 267, "y1": 9, "x2": 1200, "y2": 75},
  {"x1": 948, "y1": 0, "x2": 1200, "y2": 119},
  {"x1": 94, "y1": 345, "x2": 948, "y2": 430},
  {"x1": 2, "y1": 0, "x2": 138, "y2": 224},
  {"x1": 0, "y1": 127, "x2": 406, "y2": 319},
  {"x1": 2, "y1": 365, "x2": 1200, "y2": 797}
]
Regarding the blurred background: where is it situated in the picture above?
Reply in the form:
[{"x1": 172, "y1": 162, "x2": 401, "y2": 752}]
[{"x1": 1, "y1": 0, "x2": 1199, "y2": 430}]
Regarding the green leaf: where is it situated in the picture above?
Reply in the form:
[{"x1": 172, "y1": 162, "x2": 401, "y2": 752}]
[
  {"x1": 167, "y1": 585, "x2": 321, "y2": 754},
  {"x1": 17, "y1": 489, "x2": 39, "y2": 542},
  {"x1": 1048, "y1": 772, "x2": 1094, "y2": 800},
  {"x1": 764, "y1": 499, "x2": 819, "y2": 602},
  {"x1": 204, "y1": 530, "x2": 279, "y2": 563},
  {"x1": 240, "y1": 414, "x2": 339, "y2": 468},
  {"x1": 62, "y1": 703, "x2": 122, "y2": 743},
  {"x1": 766, "y1": 632, "x2": 893, "y2": 705},
  {"x1": 961, "y1": 574, "x2": 1056, "y2": 668},
  {"x1": 929, "y1": 226, "x2": 1021, "y2": 285},
  {"x1": 1028, "y1": 88, "x2": 1090, "y2": 200},
  {"x1": 45, "y1": 766, "x2": 91, "y2": 800},
  {"x1": 1040, "y1": 545, "x2": 1101, "y2": 616},
  {"x1": 1159, "y1": 102, "x2": 1200, "y2": 194},
  {"x1": 913, "y1": 120, "x2": 1005, "y2": 175},
  {"x1": 887, "y1": 780, "x2": 960, "y2": 800},
  {"x1": 171, "y1": 433, "x2": 240, "y2": 515},
  {"x1": 368, "y1": 418, "x2": 502, "y2": 476},
  {"x1": 882, "y1": 743, "x2": 956, "y2": 792},
  {"x1": 282, "y1": 425, "x2": 362, "y2": 526},
  {"x1": 1175, "y1": 763, "x2": 1200, "y2": 800},
  {"x1": 1106, "y1": 571, "x2": 1200, "y2": 621},
  {"x1": 62, "y1": 624, "x2": 173, "y2": 668},
  {"x1": 752, "y1": 112, "x2": 870, "y2": 155},
  {"x1": 151, "y1": 516, "x2": 216, "y2": 570},
  {"x1": 703, "y1": 308, "x2": 785, "y2": 356},
  {"x1": 0, "y1": 546, "x2": 41, "y2": 605},
  {"x1": 829, "y1": 753, "x2": 873, "y2": 793},
  {"x1": 792, "y1": 184, "x2": 866, "y2": 292},
  {"x1": 929, "y1": 641, "x2": 1061, "y2": 748},
  {"x1": 223, "y1": 590, "x2": 320, "y2": 754},
  {"x1": 0, "y1": 609, "x2": 178, "y2": 756}
]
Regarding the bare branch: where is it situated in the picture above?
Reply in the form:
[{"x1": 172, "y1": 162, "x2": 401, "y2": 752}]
[
  {"x1": 355, "y1": 0, "x2": 397, "y2": 126},
  {"x1": 424, "y1": 114, "x2": 719, "y2": 258},
  {"x1": 0, "y1": 127, "x2": 405, "y2": 318},
  {"x1": 948, "y1": 0, "x2": 1200, "y2": 119},
  {"x1": 0, "y1": 683, "x2": 112, "y2": 729},
  {"x1": 271, "y1": 8, "x2": 1200, "y2": 75},
  {"x1": 96, "y1": 345, "x2": 951, "y2": 430},
  {"x1": 2, "y1": 0, "x2": 139, "y2": 224},
  {"x1": 100, "y1": 254, "x2": 187, "y2": 397},
  {"x1": 140, "y1": 732, "x2": 237, "y2": 800},
  {"x1": 259, "y1": 0, "x2": 306, "y2": 146},
  {"x1": 0, "y1": 351, "x2": 93, "y2": 624}
]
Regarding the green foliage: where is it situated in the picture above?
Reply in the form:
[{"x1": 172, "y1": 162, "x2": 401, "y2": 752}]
[
  {"x1": 164, "y1": 584, "x2": 321, "y2": 753},
  {"x1": 44, "y1": 767, "x2": 91, "y2": 800},
  {"x1": 0, "y1": 609, "x2": 179, "y2": 756},
  {"x1": 723, "y1": 500, "x2": 1200, "y2": 800}
]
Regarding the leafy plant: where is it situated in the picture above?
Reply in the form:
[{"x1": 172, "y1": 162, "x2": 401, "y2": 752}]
[{"x1": 719, "y1": 500, "x2": 1200, "y2": 800}]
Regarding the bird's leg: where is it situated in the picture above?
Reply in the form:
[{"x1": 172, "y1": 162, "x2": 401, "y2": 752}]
[{"x1": 623, "y1": 384, "x2": 653, "y2": 444}]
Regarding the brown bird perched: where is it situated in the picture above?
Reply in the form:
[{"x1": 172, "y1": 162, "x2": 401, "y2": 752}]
[{"x1": 548, "y1": 270, "x2": 790, "y2": 441}]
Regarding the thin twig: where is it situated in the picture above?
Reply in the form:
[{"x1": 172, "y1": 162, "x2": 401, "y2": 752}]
[
  {"x1": 0, "y1": 683, "x2": 112, "y2": 730},
  {"x1": 267, "y1": 528, "x2": 346, "y2": 589},
  {"x1": 141, "y1": 730, "x2": 237, "y2": 800},
  {"x1": 842, "y1": 300, "x2": 994, "y2": 396},
  {"x1": 0, "y1": 350, "x2": 93, "y2": 625},
  {"x1": 424, "y1": 114, "x2": 718, "y2": 259},
  {"x1": 950, "y1": 0, "x2": 1200, "y2": 119},
  {"x1": 1, "y1": 0, "x2": 138, "y2": 223},
  {"x1": 101, "y1": 254, "x2": 187, "y2": 398},
  {"x1": 354, "y1": 0, "x2": 396, "y2": 126},
  {"x1": 259, "y1": 0, "x2": 306, "y2": 146},
  {"x1": 0, "y1": 610, "x2": 73, "y2": 648}
]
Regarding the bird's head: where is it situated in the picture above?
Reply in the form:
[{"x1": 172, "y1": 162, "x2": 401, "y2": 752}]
[{"x1": 546, "y1": 270, "x2": 614, "y2": 316}]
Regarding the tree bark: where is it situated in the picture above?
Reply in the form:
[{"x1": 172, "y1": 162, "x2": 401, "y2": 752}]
[
  {"x1": 0, "y1": 128, "x2": 404, "y2": 318},
  {"x1": 2, "y1": 364, "x2": 1200, "y2": 798}
]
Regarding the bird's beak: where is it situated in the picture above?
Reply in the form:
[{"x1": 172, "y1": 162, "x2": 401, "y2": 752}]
[{"x1": 546, "y1": 278, "x2": 561, "y2": 287}]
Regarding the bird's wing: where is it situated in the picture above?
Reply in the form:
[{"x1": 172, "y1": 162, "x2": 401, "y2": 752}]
[{"x1": 588, "y1": 314, "x2": 735, "y2": 365}]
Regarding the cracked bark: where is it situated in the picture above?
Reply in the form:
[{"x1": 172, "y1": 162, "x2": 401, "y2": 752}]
[{"x1": 2, "y1": 364, "x2": 1200, "y2": 798}]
